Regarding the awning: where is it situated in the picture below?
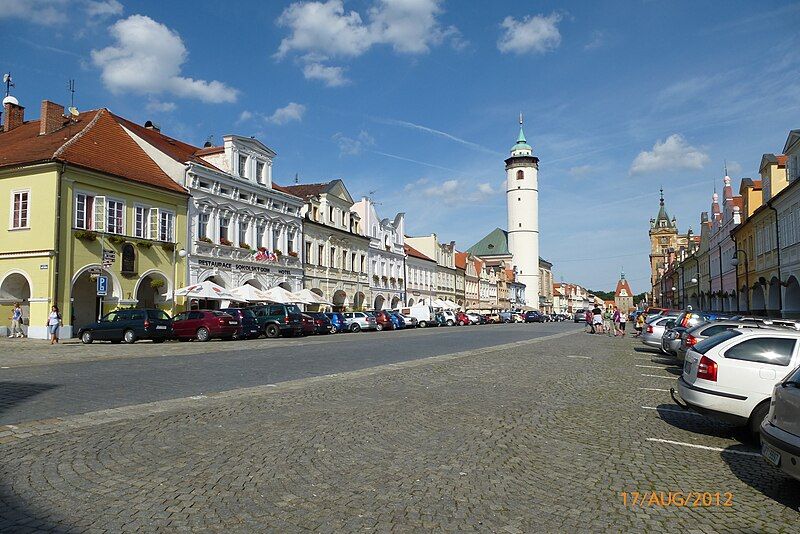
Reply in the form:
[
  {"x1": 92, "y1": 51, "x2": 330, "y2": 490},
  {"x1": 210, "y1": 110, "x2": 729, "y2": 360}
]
[{"x1": 175, "y1": 281, "x2": 237, "y2": 301}]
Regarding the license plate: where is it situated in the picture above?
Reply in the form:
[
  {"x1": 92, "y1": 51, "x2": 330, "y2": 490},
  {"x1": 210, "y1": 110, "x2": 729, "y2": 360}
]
[
  {"x1": 762, "y1": 444, "x2": 781, "y2": 467},
  {"x1": 250, "y1": 329, "x2": 258, "y2": 333},
  {"x1": 229, "y1": 321, "x2": 238, "y2": 325},
  {"x1": 156, "y1": 325, "x2": 167, "y2": 330}
]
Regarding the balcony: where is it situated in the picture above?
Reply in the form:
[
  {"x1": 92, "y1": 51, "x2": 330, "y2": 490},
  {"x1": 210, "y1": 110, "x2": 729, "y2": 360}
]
[{"x1": 194, "y1": 240, "x2": 301, "y2": 267}]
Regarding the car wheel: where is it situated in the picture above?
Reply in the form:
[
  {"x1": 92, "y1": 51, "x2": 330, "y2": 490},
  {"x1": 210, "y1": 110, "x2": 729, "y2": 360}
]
[
  {"x1": 81, "y1": 331, "x2": 93, "y2": 344},
  {"x1": 265, "y1": 324, "x2": 280, "y2": 338},
  {"x1": 419, "y1": 321, "x2": 427, "y2": 328},
  {"x1": 446, "y1": 320, "x2": 454, "y2": 326},
  {"x1": 748, "y1": 401, "x2": 771, "y2": 438},
  {"x1": 123, "y1": 329, "x2": 137, "y2": 344},
  {"x1": 376, "y1": 324, "x2": 383, "y2": 331},
  {"x1": 196, "y1": 327, "x2": 210, "y2": 342},
  {"x1": 351, "y1": 323, "x2": 361, "y2": 333},
  {"x1": 458, "y1": 320, "x2": 465, "y2": 326}
]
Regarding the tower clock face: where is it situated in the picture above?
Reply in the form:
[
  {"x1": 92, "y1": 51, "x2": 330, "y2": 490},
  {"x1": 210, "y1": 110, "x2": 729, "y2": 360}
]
[{"x1": 620, "y1": 289, "x2": 628, "y2": 296}]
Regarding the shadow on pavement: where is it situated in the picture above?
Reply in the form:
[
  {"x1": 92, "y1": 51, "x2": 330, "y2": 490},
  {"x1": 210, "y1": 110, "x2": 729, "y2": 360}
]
[
  {"x1": 722, "y1": 444, "x2": 800, "y2": 511},
  {"x1": 0, "y1": 381, "x2": 69, "y2": 532},
  {"x1": 634, "y1": 347, "x2": 663, "y2": 355},
  {"x1": 654, "y1": 403, "x2": 746, "y2": 441}
]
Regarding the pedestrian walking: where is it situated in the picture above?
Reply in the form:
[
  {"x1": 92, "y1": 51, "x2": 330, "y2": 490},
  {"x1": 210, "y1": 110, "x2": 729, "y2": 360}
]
[
  {"x1": 634, "y1": 313, "x2": 646, "y2": 337},
  {"x1": 612, "y1": 307, "x2": 621, "y2": 336},
  {"x1": 8, "y1": 302, "x2": 24, "y2": 338},
  {"x1": 592, "y1": 306, "x2": 603, "y2": 334},
  {"x1": 585, "y1": 309, "x2": 594, "y2": 334},
  {"x1": 619, "y1": 310, "x2": 629, "y2": 337},
  {"x1": 47, "y1": 305, "x2": 62, "y2": 345}
]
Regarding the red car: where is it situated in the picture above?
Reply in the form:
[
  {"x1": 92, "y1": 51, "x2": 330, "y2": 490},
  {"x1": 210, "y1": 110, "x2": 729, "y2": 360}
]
[
  {"x1": 456, "y1": 312, "x2": 471, "y2": 326},
  {"x1": 300, "y1": 313, "x2": 316, "y2": 336},
  {"x1": 171, "y1": 310, "x2": 239, "y2": 342},
  {"x1": 372, "y1": 310, "x2": 395, "y2": 331}
]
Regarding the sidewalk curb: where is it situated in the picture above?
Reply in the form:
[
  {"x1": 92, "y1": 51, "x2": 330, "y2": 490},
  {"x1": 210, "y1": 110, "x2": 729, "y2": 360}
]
[{"x1": 0, "y1": 328, "x2": 581, "y2": 445}]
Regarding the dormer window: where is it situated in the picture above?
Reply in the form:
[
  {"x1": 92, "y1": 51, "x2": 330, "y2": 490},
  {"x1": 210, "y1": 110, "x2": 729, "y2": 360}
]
[
  {"x1": 238, "y1": 155, "x2": 247, "y2": 178},
  {"x1": 329, "y1": 206, "x2": 335, "y2": 223},
  {"x1": 256, "y1": 161, "x2": 264, "y2": 182}
]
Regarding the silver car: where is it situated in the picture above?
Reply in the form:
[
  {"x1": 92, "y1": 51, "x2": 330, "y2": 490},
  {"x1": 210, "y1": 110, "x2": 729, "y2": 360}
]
[
  {"x1": 342, "y1": 311, "x2": 377, "y2": 332},
  {"x1": 760, "y1": 364, "x2": 800, "y2": 482},
  {"x1": 641, "y1": 316, "x2": 676, "y2": 349}
]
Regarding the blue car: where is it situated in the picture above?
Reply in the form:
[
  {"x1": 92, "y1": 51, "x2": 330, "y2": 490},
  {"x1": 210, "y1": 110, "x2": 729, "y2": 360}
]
[
  {"x1": 389, "y1": 311, "x2": 406, "y2": 329},
  {"x1": 325, "y1": 312, "x2": 347, "y2": 333}
]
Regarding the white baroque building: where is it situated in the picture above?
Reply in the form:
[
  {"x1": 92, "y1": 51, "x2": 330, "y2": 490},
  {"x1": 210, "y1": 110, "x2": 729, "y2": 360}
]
[
  {"x1": 404, "y1": 243, "x2": 436, "y2": 306},
  {"x1": 121, "y1": 123, "x2": 305, "y2": 295},
  {"x1": 282, "y1": 180, "x2": 371, "y2": 310},
  {"x1": 351, "y1": 197, "x2": 405, "y2": 310}
]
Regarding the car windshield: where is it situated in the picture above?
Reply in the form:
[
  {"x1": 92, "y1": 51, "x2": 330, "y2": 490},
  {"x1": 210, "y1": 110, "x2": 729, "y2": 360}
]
[
  {"x1": 241, "y1": 309, "x2": 256, "y2": 318},
  {"x1": 692, "y1": 329, "x2": 741, "y2": 354},
  {"x1": 212, "y1": 311, "x2": 230, "y2": 317},
  {"x1": 286, "y1": 305, "x2": 302, "y2": 315},
  {"x1": 148, "y1": 310, "x2": 171, "y2": 321}
]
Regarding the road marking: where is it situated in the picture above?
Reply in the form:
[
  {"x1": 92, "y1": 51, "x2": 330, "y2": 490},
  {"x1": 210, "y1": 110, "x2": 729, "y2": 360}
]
[
  {"x1": 636, "y1": 364, "x2": 673, "y2": 369},
  {"x1": 641, "y1": 374, "x2": 677, "y2": 380},
  {"x1": 641, "y1": 405, "x2": 702, "y2": 416},
  {"x1": 566, "y1": 355, "x2": 591, "y2": 359},
  {"x1": 0, "y1": 366, "x2": 9, "y2": 369},
  {"x1": 646, "y1": 438, "x2": 761, "y2": 457},
  {"x1": 638, "y1": 387, "x2": 669, "y2": 392},
  {"x1": 189, "y1": 395, "x2": 207, "y2": 400}
]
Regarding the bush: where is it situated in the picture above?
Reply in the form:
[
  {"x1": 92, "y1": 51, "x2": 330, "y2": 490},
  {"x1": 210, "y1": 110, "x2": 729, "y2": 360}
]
[
  {"x1": 198, "y1": 236, "x2": 212, "y2": 244},
  {"x1": 239, "y1": 242, "x2": 251, "y2": 250},
  {"x1": 150, "y1": 278, "x2": 165, "y2": 289},
  {"x1": 219, "y1": 237, "x2": 232, "y2": 246},
  {"x1": 288, "y1": 250, "x2": 298, "y2": 257},
  {"x1": 108, "y1": 235, "x2": 126, "y2": 244}
]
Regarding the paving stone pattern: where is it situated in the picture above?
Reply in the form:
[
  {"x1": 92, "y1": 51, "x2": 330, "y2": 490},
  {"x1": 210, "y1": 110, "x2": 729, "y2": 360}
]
[{"x1": 0, "y1": 331, "x2": 798, "y2": 532}]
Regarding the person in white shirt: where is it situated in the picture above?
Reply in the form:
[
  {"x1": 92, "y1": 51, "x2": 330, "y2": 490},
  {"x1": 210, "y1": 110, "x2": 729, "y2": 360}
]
[{"x1": 47, "y1": 305, "x2": 62, "y2": 345}]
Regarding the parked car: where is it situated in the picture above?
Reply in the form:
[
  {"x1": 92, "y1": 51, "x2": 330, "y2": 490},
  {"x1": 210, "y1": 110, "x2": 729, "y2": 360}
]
[
  {"x1": 251, "y1": 303, "x2": 303, "y2": 338},
  {"x1": 760, "y1": 364, "x2": 800, "y2": 482},
  {"x1": 455, "y1": 311, "x2": 471, "y2": 326},
  {"x1": 524, "y1": 311, "x2": 544, "y2": 323},
  {"x1": 373, "y1": 310, "x2": 395, "y2": 331},
  {"x1": 440, "y1": 310, "x2": 457, "y2": 326},
  {"x1": 389, "y1": 311, "x2": 406, "y2": 329},
  {"x1": 661, "y1": 326, "x2": 688, "y2": 356},
  {"x1": 677, "y1": 321, "x2": 761, "y2": 361},
  {"x1": 673, "y1": 328, "x2": 800, "y2": 436},
  {"x1": 499, "y1": 311, "x2": 513, "y2": 323},
  {"x1": 300, "y1": 313, "x2": 316, "y2": 336},
  {"x1": 325, "y1": 312, "x2": 347, "y2": 333},
  {"x1": 342, "y1": 311, "x2": 377, "y2": 332},
  {"x1": 466, "y1": 312, "x2": 485, "y2": 325},
  {"x1": 172, "y1": 310, "x2": 238, "y2": 342},
  {"x1": 399, "y1": 313, "x2": 418, "y2": 328},
  {"x1": 305, "y1": 312, "x2": 333, "y2": 334},
  {"x1": 485, "y1": 313, "x2": 501, "y2": 324},
  {"x1": 640, "y1": 316, "x2": 676, "y2": 350},
  {"x1": 78, "y1": 308, "x2": 173, "y2": 344},
  {"x1": 573, "y1": 310, "x2": 585, "y2": 323},
  {"x1": 402, "y1": 305, "x2": 437, "y2": 328},
  {"x1": 219, "y1": 307, "x2": 260, "y2": 340}
]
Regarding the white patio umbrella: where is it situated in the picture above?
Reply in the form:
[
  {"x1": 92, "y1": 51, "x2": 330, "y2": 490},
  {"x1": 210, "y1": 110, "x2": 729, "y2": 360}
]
[
  {"x1": 260, "y1": 286, "x2": 308, "y2": 304},
  {"x1": 431, "y1": 298, "x2": 449, "y2": 309},
  {"x1": 296, "y1": 288, "x2": 333, "y2": 306},
  {"x1": 230, "y1": 285, "x2": 268, "y2": 303},
  {"x1": 443, "y1": 299, "x2": 460, "y2": 310},
  {"x1": 174, "y1": 280, "x2": 236, "y2": 300}
]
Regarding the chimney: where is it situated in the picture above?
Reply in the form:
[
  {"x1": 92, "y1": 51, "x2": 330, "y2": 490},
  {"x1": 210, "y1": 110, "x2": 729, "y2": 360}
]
[
  {"x1": 39, "y1": 100, "x2": 64, "y2": 136},
  {"x1": 3, "y1": 102, "x2": 24, "y2": 132}
]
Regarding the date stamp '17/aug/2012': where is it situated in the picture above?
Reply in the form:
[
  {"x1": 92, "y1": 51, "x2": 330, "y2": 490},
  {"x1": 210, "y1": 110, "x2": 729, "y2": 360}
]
[{"x1": 621, "y1": 491, "x2": 734, "y2": 508}]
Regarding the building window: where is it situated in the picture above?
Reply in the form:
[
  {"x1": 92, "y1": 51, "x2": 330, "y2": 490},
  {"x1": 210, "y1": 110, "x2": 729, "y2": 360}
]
[
  {"x1": 238, "y1": 155, "x2": 247, "y2": 177},
  {"x1": 330, "y1": 246, "x2": 336, "y2": 268},
  {"x1": 516, "y1": 170, "x2": 524, "y2": 180},
  {"x1": 256, "y1": 161, "x2": 264, "y2": 182},
  {"x1": 134, "y1": 206, "x2": 148, "y2": 238},
  {"x1": 198, "y1": 212, "x2": 209, "y2": 240},
  {"x1": 318, "y1": 244, "x2": 324, "y2": 266},
  {"x1": 329, "y1": 206, "x2": 335, "y2": 223},
  {"x1": 238, "y1": 221, "x2": 248, "y2": 245},
  {"x1": 272, "y1": 228, "x2": 281, "y2": 250},
  {"x1": 11, "y1": 190, "x2": 30, "y2": 229},
  {"x1": 351, "y1": 252, "x2": 356, "y2": 272},
  {"x1": 219, "y1": 216, "x2": 230, "y2": 242},
  {"x1": 305, "y1": 241, "x2": 312, "y2": 263},
  {"x1": 256, "y1": 224, "x2": 265, "y2": 247},
  {"x1": 106, "y1": 199, "x2": 124, "y2": 235},
  {"x1": 287, "y1": 231, "x2": 295, "y2": 254},
  {"x1": 75, "y1": 193, "x2": 99, "y2": 230},
  {"x1": 159, "y1": 211, "x2": 174, "y2": 242}
]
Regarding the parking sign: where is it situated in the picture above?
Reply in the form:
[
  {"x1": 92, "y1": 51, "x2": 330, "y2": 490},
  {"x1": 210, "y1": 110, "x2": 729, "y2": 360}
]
[{"x1": 97, "y1": 275, "x2": 108, "y2": 296}]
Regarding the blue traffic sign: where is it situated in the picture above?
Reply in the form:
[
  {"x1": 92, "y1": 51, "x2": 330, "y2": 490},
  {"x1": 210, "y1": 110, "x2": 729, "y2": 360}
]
[{"x1": 97, "y1": 275, "x2": 108, "y2": 296}]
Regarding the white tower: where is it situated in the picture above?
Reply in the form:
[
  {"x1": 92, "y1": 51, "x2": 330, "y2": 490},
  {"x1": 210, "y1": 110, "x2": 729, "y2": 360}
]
[{"x1": 506, "y1": 114, "x2": 540, "y2": 307}]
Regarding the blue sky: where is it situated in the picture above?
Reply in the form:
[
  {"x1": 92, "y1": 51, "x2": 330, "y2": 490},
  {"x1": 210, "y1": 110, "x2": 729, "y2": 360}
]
[{"x1": 3, "y1": 1, "x2": 800, "y2": 293}]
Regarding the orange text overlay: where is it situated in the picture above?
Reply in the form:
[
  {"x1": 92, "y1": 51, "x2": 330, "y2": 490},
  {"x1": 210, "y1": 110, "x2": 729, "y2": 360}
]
[{"x1": 621, "y1": 491, "x2": 733, "y2": 507}]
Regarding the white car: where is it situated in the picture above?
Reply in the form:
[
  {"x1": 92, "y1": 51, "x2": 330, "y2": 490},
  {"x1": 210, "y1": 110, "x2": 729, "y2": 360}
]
[
  {"x1": 640, "y1": 316, "x2": 676, "y2": 350},
  {"x1": 760, "y1": 364, "x2": 800, "y2": 482},
  {"x1": 466, "y1": 313, "x2": 483, "y2": 325},
  {"x1": 440, "y1": 310, "x2": 457, "y2": 326},
  {"x1": 673, "y1": 327, "x2": 800, "y2": 435}
]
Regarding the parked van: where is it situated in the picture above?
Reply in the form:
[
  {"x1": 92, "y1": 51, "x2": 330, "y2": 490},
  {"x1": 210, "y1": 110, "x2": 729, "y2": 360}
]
[{"x1": 401, "y1": 305, "x2": 437, "y2": 328}]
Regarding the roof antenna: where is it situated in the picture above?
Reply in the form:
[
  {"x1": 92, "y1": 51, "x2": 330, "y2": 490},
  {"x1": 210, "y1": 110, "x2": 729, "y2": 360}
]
[
  {"x1": 519, "y1": 112, "x2": 523, "y2": 125},
  {"x1": 724, "y1": 159, "x2": 728, "y2": 176},
  {"x1": 203, "y1": 135, "x2": 214, "y2": 148},
  {"x1": 294, "y1": 173, "x2": 299, "y2": 184},
  {"x1": 68, "y1": 79, "x2": 75, "y2": 108},
  {"x1": 3, "y1": 72, "x2": 13, "y2": 97}
]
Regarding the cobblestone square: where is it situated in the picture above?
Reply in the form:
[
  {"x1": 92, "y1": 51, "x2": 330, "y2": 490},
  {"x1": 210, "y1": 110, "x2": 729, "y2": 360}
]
[{"x1": 1, "y1": 328, "x2": 798, "y2": 532}]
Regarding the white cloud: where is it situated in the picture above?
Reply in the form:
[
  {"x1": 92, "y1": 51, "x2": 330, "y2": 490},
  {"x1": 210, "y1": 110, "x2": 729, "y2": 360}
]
[
  {"x1": 374, "y1": 116, "x2": 503, "y2": 156},
  {"x1": 404, "y1": 177, "x2": 429, "y2": 191},
  {"x1": 145, "y1": 99, "x2": 176, "y2": 113},
  {"x1": 569, "y1": 165, "x2": 593, "y2": 176},
  {"x1": 91, "y1": 15, "x2": 238, "y2": 103},
  {"x1": 0, "y1": 0, "x2": 122, "y2": 24},
  {"x1": 85, "y1": 0, "x2": 123, "y2": 18},
  {"x1": 629, "y1": 134, "x2": 709, "y2": 175},
  {"x1": 476, "y1": 182, "x2": 494, "y2": 195},
  {"x1": 424, "y1": 179, "x2": 459, "y2": 196},
  {"x1": 333, "y1": 130, "x2": 375, "y2": 156},
  {"x1": 237, "y1": 110, "x2": 254, "y2": 124},
  {"x1": 302, "y1": 62, "x2": 349, "y2": 87},
  {"x1": 584, "y1": 30, "x2": 605, "y2": 50},
  {"x1": 726, "y1": 161, "x2": 742, "y2": 175},
  {"x1": 498, "y1": 12, "x2": 562, "y2": 54},
  {"x1": 267, "y1": 102, "x2": 306, "y2": 124},
  {"x1": 276, "y1": 0, "x2": 460, "y2": 86}
]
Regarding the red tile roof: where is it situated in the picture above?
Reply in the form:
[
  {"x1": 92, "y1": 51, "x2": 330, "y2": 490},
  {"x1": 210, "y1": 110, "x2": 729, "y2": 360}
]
[
  {"x1": 614, "y1": 277, "x2": 633, "y2": 298},
  {"x1": 404, "y1": 243, "x2": 435, "y2": 262},
  {"x1": 454, "y1": 251, "x2": 468, "y2": 269},
  {"x1": 279, "y1": 182, "x2": 331, "y2": 199},
  {"x1": 0, "y1": 108, "x2": 186, "y2": 194}
]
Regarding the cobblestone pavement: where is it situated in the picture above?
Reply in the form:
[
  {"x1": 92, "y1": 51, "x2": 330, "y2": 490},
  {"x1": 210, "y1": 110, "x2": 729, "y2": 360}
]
[{"x1": 0, "y1": 330, "x2": 798, "y2": 532}]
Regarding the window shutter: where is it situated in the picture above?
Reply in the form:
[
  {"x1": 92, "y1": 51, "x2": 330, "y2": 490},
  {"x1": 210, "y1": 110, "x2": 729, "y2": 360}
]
[
  {"x1": 149, "y1": 208, "x2": 159, "y2": 240},
  {"x1": 93, "y1": 196, "x2": 105, "y2": 232}
]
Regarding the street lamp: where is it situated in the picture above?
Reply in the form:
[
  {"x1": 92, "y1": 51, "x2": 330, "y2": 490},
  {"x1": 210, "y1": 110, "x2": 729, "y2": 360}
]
[
  {"x1": 731, "y1": 249, "x2": 749, "y2": 312},
  {"x1": 171, "y1": 247, "x2": 187, "y2": 310}
]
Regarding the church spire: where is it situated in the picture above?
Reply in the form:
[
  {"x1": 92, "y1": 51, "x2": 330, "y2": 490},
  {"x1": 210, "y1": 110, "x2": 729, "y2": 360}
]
[{"x1": 510, "y1": 113, "x2": 532, "y2": 154}]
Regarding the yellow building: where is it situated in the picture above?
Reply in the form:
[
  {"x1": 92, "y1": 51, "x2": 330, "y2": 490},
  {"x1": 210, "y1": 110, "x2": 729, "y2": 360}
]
[
  {"x1": 731, "y1": 155, "x2": 789, "y2": 316},
  {"x1": 0, "y1": 98, "x2": 189, "y2": 338}
]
